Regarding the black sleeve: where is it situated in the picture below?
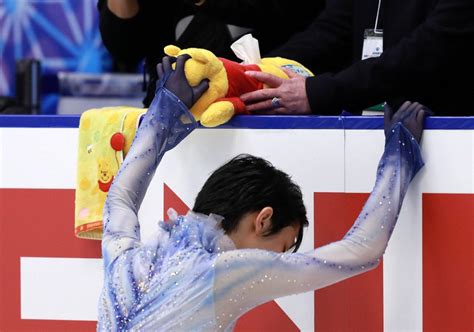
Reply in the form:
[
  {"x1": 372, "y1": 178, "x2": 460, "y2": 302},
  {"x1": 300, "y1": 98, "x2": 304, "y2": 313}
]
[
  {"x1": 306, "y1": 0, "x2": 474, "y2": 115},
  {"x1": 98, "y1": 0, "x2": 192, "y2": 73},
  {"x1": 268, "y1": 0, "x2": 354, "y2": 74},
  {"x1": 198, "y1": 0, "x2": 322, "y2": 30},
  {"x1": 97, "y1": 0, "x2": 148, "y2": 64},
  {"x1": 97, "y1": 0, "x2": 153, "y2": 63},
  {"x1": 198, "y1": 0, "x2": 325, "y2": 54}
]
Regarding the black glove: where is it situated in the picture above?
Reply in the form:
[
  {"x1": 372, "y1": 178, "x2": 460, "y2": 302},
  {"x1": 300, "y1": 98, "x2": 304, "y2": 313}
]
[
  {"x1": 157, "y1": 55, "x2": 209, "y2": 109},
  {"x1": 384, "y1": 101, "x2": 431, "y2": 143}
]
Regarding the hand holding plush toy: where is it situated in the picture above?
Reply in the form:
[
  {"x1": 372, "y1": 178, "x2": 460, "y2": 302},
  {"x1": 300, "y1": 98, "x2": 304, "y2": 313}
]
[{"x1": 163, "y1": 45, "x2": 313, "y2": 127}]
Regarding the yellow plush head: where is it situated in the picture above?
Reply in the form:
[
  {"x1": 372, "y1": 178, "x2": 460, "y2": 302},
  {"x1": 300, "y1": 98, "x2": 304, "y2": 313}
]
[{"x1": 164, "y1": 45, "x2": 229, "y2": 120}]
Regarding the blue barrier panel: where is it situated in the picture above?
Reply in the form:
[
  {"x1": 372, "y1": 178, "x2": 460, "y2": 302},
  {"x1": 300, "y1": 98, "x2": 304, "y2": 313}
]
[{"x1": 0, "y1": 114, "x2": 473, "y2": 129}]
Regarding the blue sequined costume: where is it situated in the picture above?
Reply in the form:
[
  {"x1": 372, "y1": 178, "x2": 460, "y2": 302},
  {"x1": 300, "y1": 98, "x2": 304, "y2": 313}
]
[{"x1": 97, "y1": 83, "x2": 424, "y2": 331}]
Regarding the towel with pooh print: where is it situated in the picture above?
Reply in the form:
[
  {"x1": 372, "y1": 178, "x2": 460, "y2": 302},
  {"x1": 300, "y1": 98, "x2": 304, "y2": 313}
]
[{"x1": 75, "y1": 106, "x2": 145, "y2": 240}]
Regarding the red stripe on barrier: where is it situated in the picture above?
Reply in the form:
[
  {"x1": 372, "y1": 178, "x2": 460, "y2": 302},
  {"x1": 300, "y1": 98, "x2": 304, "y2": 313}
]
[
  {"x1": 164, "y1": 183, "x2": 190, "y2": 220},
  {"x1": 234, "y1": 301, "x2": 300, "y2": 332},
  {"x1": 422, "y1": 193, "x2": 474, "y2": 332},
  {"x1": 0, "y1": 189, "x2": 100, "y2": 331},
  {"x1": 314, "y1": 193, "x2": 383, "y2": 332}
]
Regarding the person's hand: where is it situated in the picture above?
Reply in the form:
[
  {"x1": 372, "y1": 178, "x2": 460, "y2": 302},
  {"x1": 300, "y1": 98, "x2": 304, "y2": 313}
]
[
  {"x1": 157, "y1": 55, "x2": 209, "y2": 109},
  {"x1": 240, "y1": 69, "x2": 311, "y2": 115},
  {"x1": 384, "y1": 101, "x2": 430, "y2": 143}
]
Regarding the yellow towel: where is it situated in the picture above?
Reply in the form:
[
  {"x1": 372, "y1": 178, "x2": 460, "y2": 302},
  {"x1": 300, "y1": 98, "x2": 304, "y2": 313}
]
[{"x1": 75, "y1": 106, "x2": 146, "y2": 240}]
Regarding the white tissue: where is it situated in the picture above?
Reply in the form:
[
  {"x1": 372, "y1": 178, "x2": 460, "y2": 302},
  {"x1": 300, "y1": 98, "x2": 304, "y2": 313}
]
[{"x1": 230, "y1": 34, "x2": 261, "y2": 65}]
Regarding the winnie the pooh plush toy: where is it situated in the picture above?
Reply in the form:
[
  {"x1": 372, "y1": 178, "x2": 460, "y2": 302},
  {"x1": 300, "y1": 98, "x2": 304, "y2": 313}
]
[{"x1": 164, "y1": 45, "x2": 313, "y2": 127}]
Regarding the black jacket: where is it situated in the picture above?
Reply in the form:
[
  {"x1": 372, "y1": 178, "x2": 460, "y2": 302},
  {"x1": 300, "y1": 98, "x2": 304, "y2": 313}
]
[
  {"x1": 197, "y1": 0, "x2": 324, "y2": 58},
  {"x1": 98, "y1": 0, "x2": 235, "y2": 106},
  {"x1": 98, "y1": 0, "x2": 324, "y2": 107},
  {"x1": 271, "y1": 0, "x2": 474, "y2": 116}
]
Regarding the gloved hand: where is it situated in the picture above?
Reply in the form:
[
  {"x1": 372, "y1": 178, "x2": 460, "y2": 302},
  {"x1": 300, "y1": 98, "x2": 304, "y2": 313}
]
[
  {"x1": 157, "y1": 54, "x2": 209, "y2": 109},
  {"x1": 384, "y1": 101, "x2": 431, "y2": 143}
]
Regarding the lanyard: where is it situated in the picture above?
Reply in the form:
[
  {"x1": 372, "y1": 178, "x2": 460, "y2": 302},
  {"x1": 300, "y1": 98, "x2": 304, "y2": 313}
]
[{"x1": 374, "y1": 0, "x2": 383, "y2": 34}]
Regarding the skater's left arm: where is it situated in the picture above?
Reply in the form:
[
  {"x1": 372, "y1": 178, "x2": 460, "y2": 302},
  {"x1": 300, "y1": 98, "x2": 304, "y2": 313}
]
[{"x1": 102, "y1": 55, "x2": 208, "y2": 267}]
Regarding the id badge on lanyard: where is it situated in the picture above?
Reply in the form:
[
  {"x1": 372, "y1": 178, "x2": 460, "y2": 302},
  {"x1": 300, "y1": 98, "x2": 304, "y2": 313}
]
[
  {"x1": 362, "y1": 29, "x2": 383, "y2": 59},
  {"x1": 362, "y1": 0, "x2": 383, "y2": 60}
]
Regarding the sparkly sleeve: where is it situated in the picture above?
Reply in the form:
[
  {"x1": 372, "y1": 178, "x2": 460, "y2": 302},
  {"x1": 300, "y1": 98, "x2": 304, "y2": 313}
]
[
  {"x1": 101, "y1": 86, "x2": 197, "y2": 269},
  {"x1": 213, "y1": 123, "x2": 424, "y2": 321}
]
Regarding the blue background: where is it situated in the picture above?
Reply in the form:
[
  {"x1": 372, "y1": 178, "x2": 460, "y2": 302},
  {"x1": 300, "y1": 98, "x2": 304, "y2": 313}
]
[{"x1": 0, "y1": 0, "x2": 112, "y2": 114}]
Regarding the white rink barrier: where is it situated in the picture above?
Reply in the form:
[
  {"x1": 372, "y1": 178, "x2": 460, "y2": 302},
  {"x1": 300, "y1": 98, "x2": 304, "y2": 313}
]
[{"x1": 1, "y1": 115, "x2": 472, "y2": 332}]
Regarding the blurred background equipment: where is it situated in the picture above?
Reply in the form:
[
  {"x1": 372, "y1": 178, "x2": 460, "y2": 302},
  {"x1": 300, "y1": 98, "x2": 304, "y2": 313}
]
[
  {"x1": 0, "y1": 58, "x2": 41, "y2": 114},
  {"x1": 56, "y1": 72, "x2": 144, "y2": 114},
  {"x1": 16, "y1": 59, "x2": 41, "y2": 114},
  {"x1": 0, "y1": 0, "x2": 113, "y2": 114}
]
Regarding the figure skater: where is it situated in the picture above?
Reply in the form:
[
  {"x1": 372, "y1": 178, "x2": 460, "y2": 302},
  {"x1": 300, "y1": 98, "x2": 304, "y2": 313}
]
[{"x1": 98, "y1": 55, "x2": 427, "y2": 331}]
